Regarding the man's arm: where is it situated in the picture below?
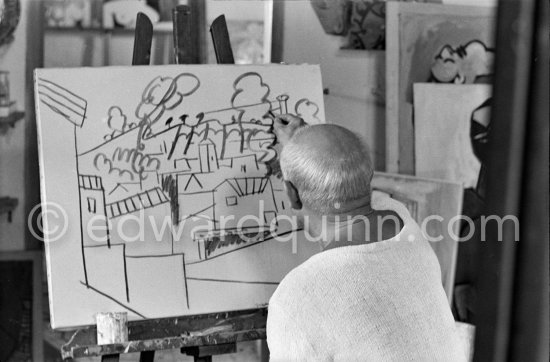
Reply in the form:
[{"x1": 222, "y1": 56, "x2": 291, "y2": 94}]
[{"x1": 272, "y1": 114, "x2": 307, "y2": 147}]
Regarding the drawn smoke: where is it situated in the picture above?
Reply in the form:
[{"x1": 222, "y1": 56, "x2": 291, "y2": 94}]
[
  {"x1": 93, "y1": 147, "x2": 161, "y2": 195},
  {"x1": 135, "y1": 73, "x2": 200, "y2": 138}
]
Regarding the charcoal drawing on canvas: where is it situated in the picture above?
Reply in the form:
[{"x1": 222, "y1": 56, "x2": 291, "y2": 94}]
[{"x1": 35, "y1": 65, "x2": 324, "y2": 328}]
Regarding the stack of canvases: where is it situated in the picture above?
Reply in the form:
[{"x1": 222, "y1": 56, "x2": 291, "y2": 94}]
[{"x1": 385, "y1": 2, "x2": 496, "y2": 325}]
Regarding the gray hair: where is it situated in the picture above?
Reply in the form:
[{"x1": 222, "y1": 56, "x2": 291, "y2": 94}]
[{"x1": 280, "y1": 124, "x2": 373, "y2": 215}]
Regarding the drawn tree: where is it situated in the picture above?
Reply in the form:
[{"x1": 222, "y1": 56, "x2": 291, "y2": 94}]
[
  {"x1": 231, "y1": 72, "x2": 272, "y2": 124},
  {"x1": 135, "y1": 73, "x2": 200, "y2": 145},
  {"x1": 294, "y1": 98, "x2": 322, "y2": 124}
]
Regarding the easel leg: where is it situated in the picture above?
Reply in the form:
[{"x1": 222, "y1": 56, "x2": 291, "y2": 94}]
[
  {"x1": 194, "y1": 357, "x2": 212, "y2": 362},
  {"x1": 101, "y1": 354, "x2": 120, "y2": 362},
  {"x1": 139, "y1": 350, "x2": 155, "y2": 362},
  {"x1": 182, "y1": 343, "x2": 236, "y2": 362}
]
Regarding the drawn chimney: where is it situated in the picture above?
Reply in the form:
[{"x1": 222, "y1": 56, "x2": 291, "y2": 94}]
[
  {"x1": 276, "y1": 95, "x2": 289, "y2": 114},
  {"x1": 199, "y1": 139, "x2": 219, "y2": 173}
]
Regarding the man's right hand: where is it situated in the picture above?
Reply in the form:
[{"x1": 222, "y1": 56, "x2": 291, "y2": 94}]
[{"x1": 272, "y1": 114, "x2": 307, "y2": 147}]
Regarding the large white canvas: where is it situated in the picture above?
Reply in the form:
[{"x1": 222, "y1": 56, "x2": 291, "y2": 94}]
[
  {"x1": 414, "y1": 83, "x2": 492, "y2": 188},
  {"x1": 35, "y1": 64, "x2": 325, "y2": 328}
]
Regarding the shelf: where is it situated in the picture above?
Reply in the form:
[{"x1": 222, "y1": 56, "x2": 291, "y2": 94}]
[
  {"x1": 0, "y1": 111, "x2": 24, "y2": 135},
  {"x1": 45, "y1": 23, "x2": 173, "y2": 35},
  {"x1": 0, "y1": 196, "x2": 18, "y2": 222}
]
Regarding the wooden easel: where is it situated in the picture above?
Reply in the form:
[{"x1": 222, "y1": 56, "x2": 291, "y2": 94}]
[{"x1": 60, "y1": 7, "x2": 266, "y2": 362}]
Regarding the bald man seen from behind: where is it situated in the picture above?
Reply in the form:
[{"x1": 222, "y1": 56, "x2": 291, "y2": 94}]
[{"x1": 266, "y1": 115, "x2": 465, "y2": 361}]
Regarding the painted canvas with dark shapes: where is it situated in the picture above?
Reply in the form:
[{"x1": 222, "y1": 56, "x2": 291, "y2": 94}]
[
  {"x1": 35, "y1": 64, "x2": 325, "y2": 328},
  {"x1": 385, "y1": 2, "x2": 495, "y2": 173},
  {"x1": 414, "y1": 83, "x2": 492, "y2": 192}
]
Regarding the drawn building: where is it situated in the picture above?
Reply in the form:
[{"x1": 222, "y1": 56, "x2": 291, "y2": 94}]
[
  {"x1": 37, "y1": 74, "x2": 294, "y2": 317},
  {"x1": 78, "y1": 174, "x2": 109, "y2": 247},
  {"x1": 106, "y1": 187, "x2": 173, "y2": 248},
  {"x1": 191, "y1": 176, "x2": 278, "y2": 260}
]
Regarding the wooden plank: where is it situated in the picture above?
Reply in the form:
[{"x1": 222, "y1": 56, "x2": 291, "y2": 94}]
[
  {"x1": 189, "y1": 0, "x2": 207, "y2": 64},
  {"x1": 472, "y1": 0, "x2": 547, "y2": 360},
  {"x1": 210, "y1": 15, "x2": 235, "y2": 64},
  {"x1": 384, "y1": 3, "x2": 400, "y2": 173},
  {"x1": 132, "y1": 13, "x2": 153, "y2": 66},
  {"x1": 271, "y1": 1, "x2": 284, "y2": 63},
  {"x1": 172, "y1": 1, "x2": 206, "y2": 64},
  {"x1": 172, "y1": 5, "x2": 191, "y2": 64}
]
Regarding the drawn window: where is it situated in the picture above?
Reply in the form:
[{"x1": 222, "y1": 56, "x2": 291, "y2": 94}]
[
  {"x1": 226, "y1": 196, "x2": 238, "y2": 206},
  {"x1": 87, "y1": 197, "x2": 97, "y2": 213}
]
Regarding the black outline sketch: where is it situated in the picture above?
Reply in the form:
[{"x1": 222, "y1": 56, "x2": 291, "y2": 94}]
[
  {"x1": 294, "y1": 98, "x2": 322, "y2": 124},
  {"x1": 431, "y1": 40, "x2": 495, "y2": 84},
  {"x1": 37, "y1": 78, "x2": 88, "y2": 127},
  {"x1": 38, "y1": 71, "x2": 310, "y2": 320}
]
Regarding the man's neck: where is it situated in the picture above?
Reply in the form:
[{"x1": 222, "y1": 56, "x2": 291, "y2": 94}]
[
  {"x1": 304, "y1": 198, "x2": 376, "y2": 250},
  {"x1": 305, "y1": 202, "x2": 404, "y2": 251}
]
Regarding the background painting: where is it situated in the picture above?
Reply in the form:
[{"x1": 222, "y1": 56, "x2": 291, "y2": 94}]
[
  {"x1": 385, "y1": 2, "x2": 495, "y2": 173},
  {"x1": 414, "y1": 83, "x2": 492, "y2": 188}
]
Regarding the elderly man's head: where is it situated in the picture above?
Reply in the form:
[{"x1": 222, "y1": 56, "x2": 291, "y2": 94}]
[{"x1": 280, "y1": 124, "x2": 373, "y2": 215}]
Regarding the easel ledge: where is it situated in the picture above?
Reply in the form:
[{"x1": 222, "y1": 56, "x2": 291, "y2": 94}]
[{"x1": 61, "y1": 308, "x2": 267, "y2": 359}]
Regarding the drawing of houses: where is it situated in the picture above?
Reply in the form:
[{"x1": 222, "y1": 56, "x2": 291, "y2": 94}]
[
  {"x1": 107, "y1": 187, "x2": 173, "y2": 248},
  {"x1": 189, "y1": 177, "x2": 277, "y2": 260},
  {"x1": 78, "y1": 174, "x2": 109, "y2": 247},
  {"x1": 36, "y1": 70, "x2": 318, "y2": 325}
]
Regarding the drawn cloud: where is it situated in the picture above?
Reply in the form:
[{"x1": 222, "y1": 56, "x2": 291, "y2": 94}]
[{"x1": 136, "y1": 73, "x2": 200, "y2": 125}]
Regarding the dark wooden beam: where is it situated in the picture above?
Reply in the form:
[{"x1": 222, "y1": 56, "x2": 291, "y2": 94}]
[
  {"x1": 172, "y1": 1, "x2": 206, "y2": 64},
  {"x1": 210, "y1": 15, "x2": 235, "y2": 64},
  {"x1": 472, "y1": 0, "x2": 549, "y2": 361},
  {"x1": 132, "y1": 13, "x2": 153, "y2": 66}
]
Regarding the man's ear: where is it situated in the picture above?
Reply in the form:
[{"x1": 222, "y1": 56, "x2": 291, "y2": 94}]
[{"x1": 284, "y1": 180, "x2": 303, "y2": 210}]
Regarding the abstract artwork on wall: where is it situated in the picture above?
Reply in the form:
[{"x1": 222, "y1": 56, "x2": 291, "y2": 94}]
[
  {"x1": 344, "y1": 0, "x2": 386, "y2": 50},
  {"x1": 414, "y1": 83, "x2": 492, "y2": 189},
  {"x1": 35, "y1": 64, "x2": 325, "y2": 328},
  {"x1": 385, "y1": 2, "x2": 495, "y2": 173}
]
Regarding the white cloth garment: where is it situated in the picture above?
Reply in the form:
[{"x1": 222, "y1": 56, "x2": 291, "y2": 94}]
[{"x1": 267, "y1": 195, "x2": 465, "y2": 361}]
